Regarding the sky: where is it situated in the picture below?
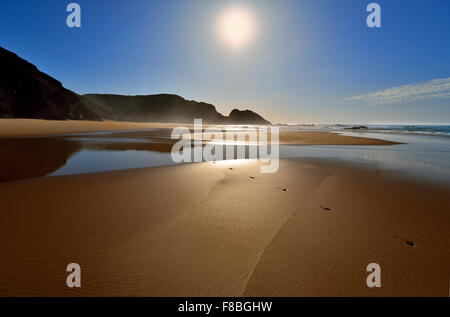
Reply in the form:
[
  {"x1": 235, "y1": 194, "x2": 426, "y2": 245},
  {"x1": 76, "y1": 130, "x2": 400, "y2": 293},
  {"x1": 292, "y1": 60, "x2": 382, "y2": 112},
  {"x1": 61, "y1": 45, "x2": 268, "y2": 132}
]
[{"x1": 0, "y1": 0, "x2": 449, "y2": 124}]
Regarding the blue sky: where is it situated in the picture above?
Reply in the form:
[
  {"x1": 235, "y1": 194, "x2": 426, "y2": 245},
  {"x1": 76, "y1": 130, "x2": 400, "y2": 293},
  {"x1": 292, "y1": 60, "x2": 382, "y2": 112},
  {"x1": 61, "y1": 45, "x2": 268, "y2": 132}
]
[{"x1": 1, "y1": 0, "x2": 449, "y2": 124}]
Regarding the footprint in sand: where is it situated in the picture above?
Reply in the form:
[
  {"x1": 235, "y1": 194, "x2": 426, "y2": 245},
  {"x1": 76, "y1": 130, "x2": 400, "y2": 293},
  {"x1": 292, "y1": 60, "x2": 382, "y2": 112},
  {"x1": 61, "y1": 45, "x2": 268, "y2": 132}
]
[{"x1": 393, "y1": 236, "x2": 416, "y2": 247}]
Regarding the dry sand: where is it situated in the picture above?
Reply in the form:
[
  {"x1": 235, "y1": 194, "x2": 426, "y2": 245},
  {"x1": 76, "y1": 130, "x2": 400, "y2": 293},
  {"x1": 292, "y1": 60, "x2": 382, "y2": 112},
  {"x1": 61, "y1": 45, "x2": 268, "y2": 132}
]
[
  {"x1": 0, "y1": 119, "x2": 182, "y2": 138},
  {"x1": 0, "y1": 159, "x2": 448, "y2": 297}
]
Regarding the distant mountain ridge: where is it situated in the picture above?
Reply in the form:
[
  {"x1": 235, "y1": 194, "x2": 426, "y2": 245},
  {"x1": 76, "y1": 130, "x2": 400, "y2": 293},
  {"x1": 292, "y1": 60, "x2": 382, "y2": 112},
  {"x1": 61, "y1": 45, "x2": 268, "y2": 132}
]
[
  {"x1": 0, "y1": 47, "x2": 271, "y2": 125},
  {"x1": 82, "y1": 94, "x2": 271, "y2": 124}
]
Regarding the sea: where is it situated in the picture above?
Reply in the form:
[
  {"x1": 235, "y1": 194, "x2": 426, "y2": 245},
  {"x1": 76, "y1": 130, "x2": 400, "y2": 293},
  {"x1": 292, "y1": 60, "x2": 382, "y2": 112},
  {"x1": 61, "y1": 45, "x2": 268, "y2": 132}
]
[{"x1": 275, "y1": 124, "x2": 450, "y2": 137}]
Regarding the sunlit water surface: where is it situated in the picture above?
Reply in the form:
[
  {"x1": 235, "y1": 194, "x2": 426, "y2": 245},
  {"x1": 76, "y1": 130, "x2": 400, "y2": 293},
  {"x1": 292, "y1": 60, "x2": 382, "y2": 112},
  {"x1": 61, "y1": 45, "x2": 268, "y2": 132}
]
[{"x1": 1, "y1": 130, "x2": 449, "y2": 184}]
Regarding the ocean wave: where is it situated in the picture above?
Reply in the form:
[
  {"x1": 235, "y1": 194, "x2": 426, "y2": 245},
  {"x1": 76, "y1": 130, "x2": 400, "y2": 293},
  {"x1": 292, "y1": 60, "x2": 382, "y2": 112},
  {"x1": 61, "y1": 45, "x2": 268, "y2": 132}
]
[{"x1": 275, "y1": 124, "x2": 450, "y2": 137}]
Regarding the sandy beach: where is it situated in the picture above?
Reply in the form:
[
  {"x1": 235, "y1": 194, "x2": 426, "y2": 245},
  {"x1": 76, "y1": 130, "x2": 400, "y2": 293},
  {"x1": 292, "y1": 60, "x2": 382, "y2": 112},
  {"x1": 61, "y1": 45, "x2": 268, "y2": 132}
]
[
  {"x1": 0, "y1": 158, "x2": 448, "y2": 297},
  {"x1": 0, "y1": 119, "x2": 448, "y2": 297},
  {"x1": 0, "y1": 119, "x2": 398, "y2": 146},
  {"x1": 0, "y1": 119, "x2": 182, "y2": 138}
]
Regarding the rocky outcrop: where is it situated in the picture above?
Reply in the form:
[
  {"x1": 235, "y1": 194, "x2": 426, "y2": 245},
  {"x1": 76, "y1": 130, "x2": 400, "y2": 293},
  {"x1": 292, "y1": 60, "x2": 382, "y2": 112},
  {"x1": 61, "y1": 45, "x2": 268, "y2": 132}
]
[{"x1": 0, "y1": 47, "x2": 99, "y2": 120}]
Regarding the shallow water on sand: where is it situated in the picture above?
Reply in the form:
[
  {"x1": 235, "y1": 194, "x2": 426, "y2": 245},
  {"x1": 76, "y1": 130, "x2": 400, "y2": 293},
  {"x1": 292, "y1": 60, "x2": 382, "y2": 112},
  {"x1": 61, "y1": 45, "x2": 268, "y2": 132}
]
[
  {"x1": 281, "y1": 132, "x2": 450, "y2": 185},
  {"x1": 0, "y1": 129, "x2": 176, "y2": 183},
  {"x1": 0, "y1": 130, "x2": 449, "y2": 184}
]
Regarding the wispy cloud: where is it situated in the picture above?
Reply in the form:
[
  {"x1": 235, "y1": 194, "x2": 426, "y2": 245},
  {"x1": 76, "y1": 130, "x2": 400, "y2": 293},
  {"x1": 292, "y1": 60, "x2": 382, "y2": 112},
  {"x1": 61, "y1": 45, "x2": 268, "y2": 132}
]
[{"x1": 348, "y1": 77, "x2": 450, "y2": 105}]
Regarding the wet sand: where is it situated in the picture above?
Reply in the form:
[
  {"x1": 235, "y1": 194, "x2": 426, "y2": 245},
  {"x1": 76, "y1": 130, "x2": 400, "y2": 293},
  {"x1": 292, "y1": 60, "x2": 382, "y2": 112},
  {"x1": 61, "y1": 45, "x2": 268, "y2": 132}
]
[
  {"x1": 0, "y1": 159, "x2": 448, "y2": 296},
  {"x1": 276, "y1": 130, "x2": 399, "y2": 145}
]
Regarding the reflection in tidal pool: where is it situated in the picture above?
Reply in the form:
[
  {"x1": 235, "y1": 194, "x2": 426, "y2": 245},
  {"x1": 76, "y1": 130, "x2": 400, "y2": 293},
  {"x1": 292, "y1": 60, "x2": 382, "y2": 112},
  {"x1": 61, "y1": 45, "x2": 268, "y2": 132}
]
[
  {"x1": 0, "y1": 130, "x2": 176, "y2": 183},
  {"x1": 50, "y1": 149, "x2": 175, "y2": 176},
  {"x1": 0, "y1": 138, "x2": 81, "y2": 183}
]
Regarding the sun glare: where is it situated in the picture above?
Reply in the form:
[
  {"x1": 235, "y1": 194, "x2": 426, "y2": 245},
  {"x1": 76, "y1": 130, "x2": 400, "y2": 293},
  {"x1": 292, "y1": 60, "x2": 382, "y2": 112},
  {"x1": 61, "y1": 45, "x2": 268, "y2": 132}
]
[{"x1": 216, "y1": 5, "x2": 257, "y2": 51}]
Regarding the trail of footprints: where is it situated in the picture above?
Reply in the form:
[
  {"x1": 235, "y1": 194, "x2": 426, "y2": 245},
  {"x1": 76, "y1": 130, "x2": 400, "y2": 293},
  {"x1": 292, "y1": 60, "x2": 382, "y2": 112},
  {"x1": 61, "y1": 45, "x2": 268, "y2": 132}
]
[{"x1": 225, "y1": 167, "x2": 417, "y2": 248}]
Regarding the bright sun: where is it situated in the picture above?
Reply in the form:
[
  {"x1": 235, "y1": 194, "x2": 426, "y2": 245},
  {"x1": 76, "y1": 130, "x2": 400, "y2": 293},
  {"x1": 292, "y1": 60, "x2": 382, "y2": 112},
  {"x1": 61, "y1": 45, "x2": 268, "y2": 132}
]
[{"x1": 216, "y1": 6, "x2": 257, "y2": 51}]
